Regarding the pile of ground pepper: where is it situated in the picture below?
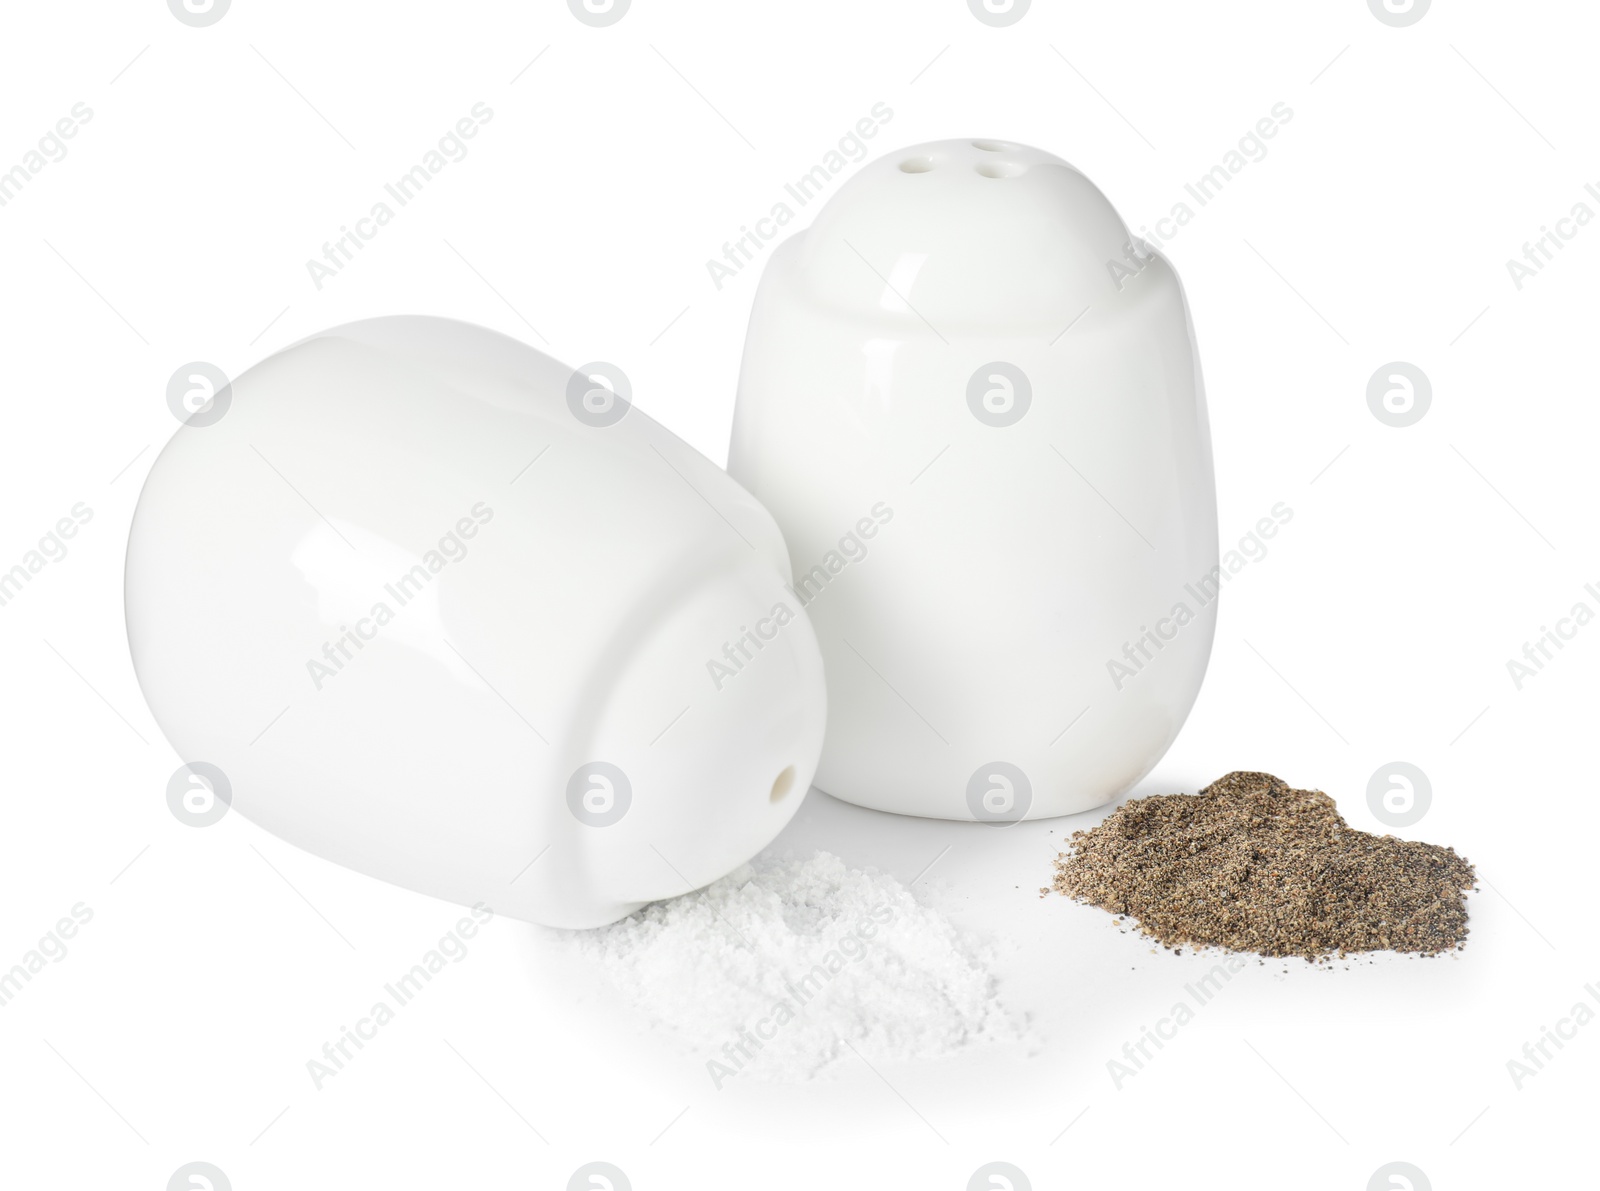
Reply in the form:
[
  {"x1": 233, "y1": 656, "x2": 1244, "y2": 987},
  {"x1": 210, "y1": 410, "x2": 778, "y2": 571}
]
[{"x1": 1050, "y1": 772, "x2": 1477, "y2": 960}]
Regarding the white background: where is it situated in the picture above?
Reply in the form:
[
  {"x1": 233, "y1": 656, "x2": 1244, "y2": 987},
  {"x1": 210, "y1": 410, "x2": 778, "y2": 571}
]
[{"x1": 1, "y1": 1, "x2": 1596, "y2": 1187}]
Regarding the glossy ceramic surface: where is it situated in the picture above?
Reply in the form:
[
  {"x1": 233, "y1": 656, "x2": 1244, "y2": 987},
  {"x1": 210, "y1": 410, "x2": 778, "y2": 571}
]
[
  {"x1": 127, "y1": 317, "x2": 826, "y2": 926},
  {"x1": 729, "y1": 139, "x2": 1218, "y2": 820}
]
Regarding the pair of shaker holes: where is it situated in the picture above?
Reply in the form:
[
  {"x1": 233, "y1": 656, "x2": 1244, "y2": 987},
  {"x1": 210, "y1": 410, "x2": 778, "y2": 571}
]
[{"x1": 899, "y1": 140, "x2": 1027, "y2": 179}]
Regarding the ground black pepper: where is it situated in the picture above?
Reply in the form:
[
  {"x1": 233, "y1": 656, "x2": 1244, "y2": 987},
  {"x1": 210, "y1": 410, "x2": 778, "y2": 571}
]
[{"x1": 1050, "y1": 772, "x2": 1476, "y2": 960}]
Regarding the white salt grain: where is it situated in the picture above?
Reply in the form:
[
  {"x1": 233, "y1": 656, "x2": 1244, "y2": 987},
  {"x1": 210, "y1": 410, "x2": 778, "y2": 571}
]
[{"x1": 568, "y1": 851, "x2": 1018, "y2": 1083}]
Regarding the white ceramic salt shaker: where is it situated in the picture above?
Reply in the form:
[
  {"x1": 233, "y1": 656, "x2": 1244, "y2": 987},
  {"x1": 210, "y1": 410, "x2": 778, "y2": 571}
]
[
  {"x1": 728, "y1": 139, "x2": 1218, "y2": 821},
  {"x1": 127, "y1": 316, "x2": 826, "y2": 927}
]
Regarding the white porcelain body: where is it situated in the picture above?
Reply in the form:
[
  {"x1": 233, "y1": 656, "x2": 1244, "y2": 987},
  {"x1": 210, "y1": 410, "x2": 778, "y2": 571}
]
[
  {"x1": 729, "y1": 139, "x2": 1217, "y2": 820},
  {"x1": 127, "y1": 316, "x2": 826, "y2": 927}
]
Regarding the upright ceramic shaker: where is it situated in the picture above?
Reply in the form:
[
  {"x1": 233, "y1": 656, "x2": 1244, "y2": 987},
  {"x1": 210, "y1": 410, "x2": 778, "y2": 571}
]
[{"x1": 729, "y1": 139, "x2": 1218, "y2": 821}]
